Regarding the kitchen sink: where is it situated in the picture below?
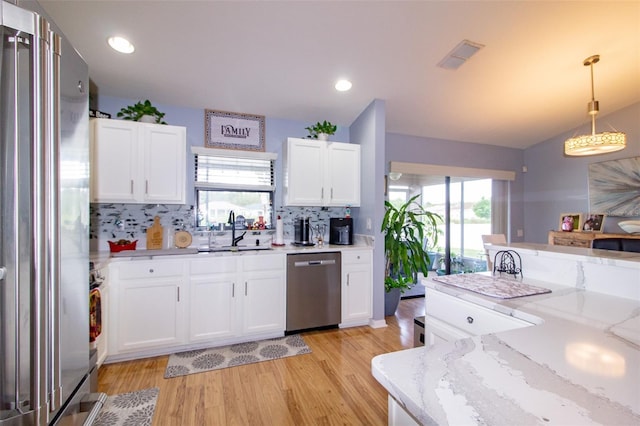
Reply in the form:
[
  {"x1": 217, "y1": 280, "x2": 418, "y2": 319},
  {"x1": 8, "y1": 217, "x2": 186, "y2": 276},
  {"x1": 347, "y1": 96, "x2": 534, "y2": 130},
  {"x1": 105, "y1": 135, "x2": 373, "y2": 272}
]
[{"x1": 199, "y1": 245, "x2": 273, "y2": 253}]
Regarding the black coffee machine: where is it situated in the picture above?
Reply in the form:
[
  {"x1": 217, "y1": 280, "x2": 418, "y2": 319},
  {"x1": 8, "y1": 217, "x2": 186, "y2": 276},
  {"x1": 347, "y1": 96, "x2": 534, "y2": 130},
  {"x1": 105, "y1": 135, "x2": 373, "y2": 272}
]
[
  {"x1": 294, "y1": 217, "x2": 313, "y2": 246},
  {"x1": 329, "y1": 218, "x2": 353, "y2": 245}
]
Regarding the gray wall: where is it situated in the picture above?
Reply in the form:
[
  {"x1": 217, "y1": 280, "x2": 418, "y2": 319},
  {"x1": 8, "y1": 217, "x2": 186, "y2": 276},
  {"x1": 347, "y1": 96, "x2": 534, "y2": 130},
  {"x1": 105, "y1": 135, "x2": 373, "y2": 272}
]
[
  {"x1": 350, "y1": 99, "x2": 386, "y2": 322},
  {"x1": 385, "y1": 133, "x2": 526, "y2": 242},
  {"x1": 523, "y1": 102, "x2": 640, "y2": 243}
]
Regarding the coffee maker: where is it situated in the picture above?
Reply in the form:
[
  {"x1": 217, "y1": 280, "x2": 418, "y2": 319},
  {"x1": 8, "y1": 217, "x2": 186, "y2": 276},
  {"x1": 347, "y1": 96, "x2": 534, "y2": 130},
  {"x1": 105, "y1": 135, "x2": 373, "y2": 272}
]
[
  {"x1": 294, "y1": 217, "x2": 313, "y2": 246},
  {"x1": 329, "y1": 217, "x2": 353, "y2": 245}
]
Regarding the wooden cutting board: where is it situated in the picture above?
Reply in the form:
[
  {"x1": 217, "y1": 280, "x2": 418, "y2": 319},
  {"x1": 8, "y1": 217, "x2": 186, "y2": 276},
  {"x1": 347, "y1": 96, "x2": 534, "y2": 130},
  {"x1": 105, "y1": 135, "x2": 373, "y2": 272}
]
[{"x1": 146, "y1": 216, "x2": 164, "y2": 250}]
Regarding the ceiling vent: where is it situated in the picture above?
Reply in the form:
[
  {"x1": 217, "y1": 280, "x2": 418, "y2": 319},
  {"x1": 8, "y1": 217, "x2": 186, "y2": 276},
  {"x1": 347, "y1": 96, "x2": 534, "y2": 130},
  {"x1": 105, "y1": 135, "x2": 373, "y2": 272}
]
[{"x1": 437, "y1": 39, "x2": 485, "y2": 70}]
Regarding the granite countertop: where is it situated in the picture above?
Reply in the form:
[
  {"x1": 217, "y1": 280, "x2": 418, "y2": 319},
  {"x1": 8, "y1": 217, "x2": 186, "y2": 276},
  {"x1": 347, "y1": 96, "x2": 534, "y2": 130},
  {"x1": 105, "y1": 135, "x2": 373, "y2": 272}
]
[
  {"x1": 372, "y1": 275, "x2": 640, "y2": 425},
  {"x1": 90, "y1": 238, "x2": 372, "y2": 267}
]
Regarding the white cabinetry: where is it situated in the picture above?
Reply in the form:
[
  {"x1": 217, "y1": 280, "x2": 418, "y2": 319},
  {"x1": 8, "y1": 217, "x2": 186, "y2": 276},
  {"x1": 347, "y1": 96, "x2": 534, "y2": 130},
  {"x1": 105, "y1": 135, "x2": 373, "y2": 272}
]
[
  {"x1": 283, "y1": 137, "x2": 360, "y2": 207},
  {"x1": 188, "y1": 253, "x2": 285, "y2": 344},
  {"x1": 424, "y1": 287, "x2": 533, "y2": 347},
  {"x1": 189, "y1": 257, "x2": 239, "y2": 342},
  {"x1": 90, "y1": 118, "x2": 186, "y2": 204},
  {"x1": 340, "y1": 250, "x2": 372, "y2": 327},
  {"x1": 108, "y1": 260, "x2": 186, "y2": 355}
]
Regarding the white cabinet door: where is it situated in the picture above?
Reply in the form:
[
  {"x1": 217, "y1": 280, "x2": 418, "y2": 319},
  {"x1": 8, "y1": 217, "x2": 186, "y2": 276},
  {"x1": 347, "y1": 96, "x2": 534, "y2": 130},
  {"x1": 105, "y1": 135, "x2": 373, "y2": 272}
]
[
  {"x1": 283, "y1": 137, "x2": 360, "y2": 207},
  {"x1": 110, "y1": 260, "x2": 186, "y2": 354},
  {"x1": 341, "y1": 250, "x2": 372, "y2": 327},
  {"x1": 90, "y1": 119, "x2": 137, "y2": 203},
  {"x1": 241, "y1": 254, "x2": 285, "y2": 335},
  {"x1": 283, "y1": 138, "x2": 324, "y2": 206},
  {"x1": 326, "y1": 143, "x2": 360, "y2": 207},
  {"x1": 142, "y1": 124, "x2": 186, "y2": 204},
  {"x1": 189, "y1": 258, "x2": 239, "y2": 342},
  {"x1": 90, "y1": 118, "x2": 186, "y2": 204}
]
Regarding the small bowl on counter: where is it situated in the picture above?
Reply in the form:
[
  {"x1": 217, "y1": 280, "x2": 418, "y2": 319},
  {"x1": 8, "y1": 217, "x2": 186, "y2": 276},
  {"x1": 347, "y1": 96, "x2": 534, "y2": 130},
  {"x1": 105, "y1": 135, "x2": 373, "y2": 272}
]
[{"x1": 108, "y1": 240, "x2": 137, "y2": 253}]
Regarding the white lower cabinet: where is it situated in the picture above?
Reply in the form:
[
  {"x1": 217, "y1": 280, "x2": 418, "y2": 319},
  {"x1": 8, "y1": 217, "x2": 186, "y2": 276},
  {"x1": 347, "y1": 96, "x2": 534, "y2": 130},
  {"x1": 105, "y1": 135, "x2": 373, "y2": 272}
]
[
  {"x1": 188, "y1": 253, "x2": 285, "y2": 343},
  {"x1": 424, "y1": 286, "x2": 533, "y2": 347},
  {"x1": 340, "y1": 250, "x2": 372, "y2": 327},
  {"x1": 189, "y1": 257, "x2": 240, "y2": 342},
  {"x1": 109, "y1": 260, "x2": 186, "y2": 355}
]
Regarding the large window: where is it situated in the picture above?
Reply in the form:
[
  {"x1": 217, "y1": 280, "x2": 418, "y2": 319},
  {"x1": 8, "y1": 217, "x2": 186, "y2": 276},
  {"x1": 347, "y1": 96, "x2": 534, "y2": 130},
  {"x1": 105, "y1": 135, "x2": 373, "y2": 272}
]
[{"x1": 193, "y1": 148, "x2": 276, "y2": 230}]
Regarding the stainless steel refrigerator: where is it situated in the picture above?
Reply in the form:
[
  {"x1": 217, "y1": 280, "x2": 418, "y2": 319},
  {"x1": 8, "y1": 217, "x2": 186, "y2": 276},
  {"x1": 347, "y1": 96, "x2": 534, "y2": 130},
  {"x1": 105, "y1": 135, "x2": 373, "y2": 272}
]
[{"x1": 1, "y1": 1, "x2": 104, "y2": 424}]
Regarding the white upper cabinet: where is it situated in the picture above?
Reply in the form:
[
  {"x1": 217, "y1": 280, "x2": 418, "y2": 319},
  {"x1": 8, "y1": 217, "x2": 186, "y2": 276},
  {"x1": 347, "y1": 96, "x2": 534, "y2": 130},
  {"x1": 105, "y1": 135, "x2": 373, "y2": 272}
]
[
  {"x1": 283, "y1": 137, "x2": 360, "y2": 207},
  {"x1": 90, "y1": 118, "x2": 186, "y2": 204}
]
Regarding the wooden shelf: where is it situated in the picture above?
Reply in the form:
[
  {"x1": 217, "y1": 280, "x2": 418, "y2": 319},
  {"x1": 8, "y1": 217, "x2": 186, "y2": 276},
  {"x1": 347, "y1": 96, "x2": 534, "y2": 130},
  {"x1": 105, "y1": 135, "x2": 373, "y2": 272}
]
[{"x1": 548, "y1": 231, "x2": 640, "y2": 248}]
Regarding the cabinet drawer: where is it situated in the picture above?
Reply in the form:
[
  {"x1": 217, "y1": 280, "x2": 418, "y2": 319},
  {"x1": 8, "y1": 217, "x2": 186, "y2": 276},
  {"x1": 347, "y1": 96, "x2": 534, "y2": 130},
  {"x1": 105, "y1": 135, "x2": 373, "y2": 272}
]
[
  {"x1": 190, "y1": 258, "x2": 237, "y2": 275},
  {"x1": 426, "y1": 288, "x2": 532, "y2": 336},
  {"x1": 342, "y1": 250, "x2": 371, "y2": 265},
  {"x1": 115, "y1": 260, "x2": 183, "y2": 280},
  {"x1": 553, "y1": 237, "x2": 590, "y2": 247},
  {"x1": 242, "y1": 253, "x2": 285, "y2": 272}
]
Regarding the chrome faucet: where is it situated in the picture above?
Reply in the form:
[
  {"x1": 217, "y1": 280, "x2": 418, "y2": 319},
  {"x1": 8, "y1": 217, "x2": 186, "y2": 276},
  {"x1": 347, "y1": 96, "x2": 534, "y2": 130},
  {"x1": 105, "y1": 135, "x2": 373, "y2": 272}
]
[{"x1": 228, "y1": 210, "x2": 245, "y2": 246}]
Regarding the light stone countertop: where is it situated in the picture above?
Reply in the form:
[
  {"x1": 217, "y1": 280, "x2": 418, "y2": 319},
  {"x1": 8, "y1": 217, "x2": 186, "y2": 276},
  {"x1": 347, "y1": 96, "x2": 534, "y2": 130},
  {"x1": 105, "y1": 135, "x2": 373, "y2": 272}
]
[
  {"x1": 90, "y1": 236, "x2": 373, "y2": 270},
  {"x1": 372, "y1": 247, "x2": 640, "y2": 425}
]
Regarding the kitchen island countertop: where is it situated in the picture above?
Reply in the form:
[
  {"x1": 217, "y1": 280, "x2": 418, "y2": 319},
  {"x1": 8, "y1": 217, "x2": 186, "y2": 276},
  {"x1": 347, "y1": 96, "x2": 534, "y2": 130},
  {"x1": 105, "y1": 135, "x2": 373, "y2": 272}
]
[{"x1": 372, "y1": 249, "x2": 640, "y2": 425}]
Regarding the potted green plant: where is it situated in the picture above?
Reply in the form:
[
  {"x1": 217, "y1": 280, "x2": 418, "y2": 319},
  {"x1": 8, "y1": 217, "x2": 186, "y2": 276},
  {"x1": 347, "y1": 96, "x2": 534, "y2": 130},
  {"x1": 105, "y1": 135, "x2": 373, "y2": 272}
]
[
  {"x1": 381, "y1": 195, "x2": 441, "y2": 316},
  {"x1": 117, "y1": 99, "x2": 167, "y2": 124},
  {"x1": 305, "y1": 120, "x2": 337, "y2": 140}
]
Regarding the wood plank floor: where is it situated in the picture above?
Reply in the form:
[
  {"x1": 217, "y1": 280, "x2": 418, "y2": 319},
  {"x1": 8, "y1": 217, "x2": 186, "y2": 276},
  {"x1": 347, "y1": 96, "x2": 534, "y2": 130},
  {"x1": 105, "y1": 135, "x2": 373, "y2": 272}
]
[{"x1": 98, "y1": 297, "x2": 425, "y2": 425}]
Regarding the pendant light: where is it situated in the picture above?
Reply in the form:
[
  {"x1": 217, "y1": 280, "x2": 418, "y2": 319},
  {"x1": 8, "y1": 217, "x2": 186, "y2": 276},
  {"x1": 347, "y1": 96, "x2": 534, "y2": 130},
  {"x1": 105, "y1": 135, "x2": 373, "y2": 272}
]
[{"x1": 564, "y1": 55, "x2": 626, "y2": 156}]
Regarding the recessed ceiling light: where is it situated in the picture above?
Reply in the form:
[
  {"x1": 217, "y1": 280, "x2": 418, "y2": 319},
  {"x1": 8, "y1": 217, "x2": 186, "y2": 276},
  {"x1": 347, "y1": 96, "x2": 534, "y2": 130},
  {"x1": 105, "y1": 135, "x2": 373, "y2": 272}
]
[
  {"x1": 335, "y1": 79, "x2": 352, "y2": 92},
  {"x1": 108, "y1": 36, "x2": 135, "y2": 54}
]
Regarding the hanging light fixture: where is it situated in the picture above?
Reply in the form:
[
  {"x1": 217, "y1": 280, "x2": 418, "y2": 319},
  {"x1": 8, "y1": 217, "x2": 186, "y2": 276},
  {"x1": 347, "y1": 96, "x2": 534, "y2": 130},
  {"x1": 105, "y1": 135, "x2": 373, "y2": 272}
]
[{"x1": 564, "y1": 55, "x2": 626, "y2": 156}]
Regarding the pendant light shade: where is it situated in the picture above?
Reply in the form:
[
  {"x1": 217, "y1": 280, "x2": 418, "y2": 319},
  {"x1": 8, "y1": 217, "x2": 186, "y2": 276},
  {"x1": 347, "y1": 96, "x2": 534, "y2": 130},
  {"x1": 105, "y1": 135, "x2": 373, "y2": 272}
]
[{"x1": 564, "y1": 55, "x2": 626, "y2": 156}]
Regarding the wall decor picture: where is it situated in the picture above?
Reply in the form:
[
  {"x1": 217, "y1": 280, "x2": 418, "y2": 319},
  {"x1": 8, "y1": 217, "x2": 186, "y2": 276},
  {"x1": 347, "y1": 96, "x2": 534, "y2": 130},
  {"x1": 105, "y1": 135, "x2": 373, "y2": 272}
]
[
  {"x1": 582, "y1": 214, "x2": 605, "y2": 232},
  {"x1": 559, "y1": 213, "x2": 582, "y2": 232},
  {"x1": 588, "y1": 156, "x2": 640, "y2": 217},
  {"x1": 205, "y1": 109, "x2": 265, "y2": 151}
]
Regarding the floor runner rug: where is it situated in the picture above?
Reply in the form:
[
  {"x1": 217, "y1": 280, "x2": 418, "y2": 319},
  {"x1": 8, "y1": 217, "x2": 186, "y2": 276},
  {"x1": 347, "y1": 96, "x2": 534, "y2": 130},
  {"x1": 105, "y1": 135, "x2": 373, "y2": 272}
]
[
  {"x1": 164, "y1": 334, "x2": 311, "y2": 378},
  {"x1": 94, "y1": 387, "x2": 159, "y2": 426}
]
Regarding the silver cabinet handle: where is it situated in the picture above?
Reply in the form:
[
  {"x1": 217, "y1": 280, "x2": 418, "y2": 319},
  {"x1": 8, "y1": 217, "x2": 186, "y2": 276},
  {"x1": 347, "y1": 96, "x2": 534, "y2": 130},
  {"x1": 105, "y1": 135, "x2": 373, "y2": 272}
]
[
  {"x1": 232, "y1": 283, "x2": 235, "y2": 298},
  {"x1": 130, "y1": 179, "x2": 134, "y2": 194},
  {"x1": 145, "y1": 180, "x2": 148, "y2": 195},
  {"x1": 347, "y1": 273, "x2": 350, "y2": 286},
  {"x1": 177, "y1": 286, "x2": 180, "y2": 302},
  {"x1": 245, "y1": 282, "x2": 248, "y2": 296}
]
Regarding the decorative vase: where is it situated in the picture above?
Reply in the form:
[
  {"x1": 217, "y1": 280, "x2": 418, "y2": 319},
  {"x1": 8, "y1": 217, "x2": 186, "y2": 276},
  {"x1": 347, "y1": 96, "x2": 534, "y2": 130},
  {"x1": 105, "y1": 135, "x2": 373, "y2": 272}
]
[
  {"x1": 139, "y1": 114, "x2": 156, "y2": 123},
  {"x1": 384, "y1": 288, "x2": 402, "y2": 316},
  {"x1": 317, "y1": 133, "x2": 329, "y2": 141}
]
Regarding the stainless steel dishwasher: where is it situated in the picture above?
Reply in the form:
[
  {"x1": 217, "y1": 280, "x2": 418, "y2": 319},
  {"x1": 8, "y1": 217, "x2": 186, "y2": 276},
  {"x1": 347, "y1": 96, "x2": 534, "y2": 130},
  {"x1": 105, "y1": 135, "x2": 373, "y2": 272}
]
[{"x1": 286, "y1": 252, "x2": 341, "y2": 333}]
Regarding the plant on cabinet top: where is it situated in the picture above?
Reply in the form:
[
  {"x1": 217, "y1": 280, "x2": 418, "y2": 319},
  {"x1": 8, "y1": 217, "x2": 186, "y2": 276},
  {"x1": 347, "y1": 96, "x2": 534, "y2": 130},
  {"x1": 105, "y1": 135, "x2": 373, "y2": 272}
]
[{"x1": 117, "y1": 99, "x2": 167, "y2": 124}]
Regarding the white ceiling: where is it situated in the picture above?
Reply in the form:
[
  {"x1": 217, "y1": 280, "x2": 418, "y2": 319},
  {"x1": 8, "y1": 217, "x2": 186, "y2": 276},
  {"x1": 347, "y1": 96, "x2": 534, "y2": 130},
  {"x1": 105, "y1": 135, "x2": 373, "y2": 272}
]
[{"x1": 38, "y1": 0, "x2": 640, "y2": 149}]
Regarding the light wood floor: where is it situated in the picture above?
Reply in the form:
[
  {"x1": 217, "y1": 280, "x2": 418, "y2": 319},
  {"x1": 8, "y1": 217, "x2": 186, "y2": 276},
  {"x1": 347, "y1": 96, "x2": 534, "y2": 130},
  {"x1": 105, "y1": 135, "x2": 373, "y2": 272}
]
[{"x1": 98, "y1": 297, "x2": 425, "y2": 425}]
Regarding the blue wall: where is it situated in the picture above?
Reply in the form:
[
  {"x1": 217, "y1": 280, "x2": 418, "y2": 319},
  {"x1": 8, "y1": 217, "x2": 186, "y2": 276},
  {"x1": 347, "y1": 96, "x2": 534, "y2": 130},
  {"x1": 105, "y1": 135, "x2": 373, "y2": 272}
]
[
  {"x1": 385, "y1": 133, "x2": 526, "y2": 242},
  {"x1": 523, "y1": 102, "x2": 640, "y2": 243}
]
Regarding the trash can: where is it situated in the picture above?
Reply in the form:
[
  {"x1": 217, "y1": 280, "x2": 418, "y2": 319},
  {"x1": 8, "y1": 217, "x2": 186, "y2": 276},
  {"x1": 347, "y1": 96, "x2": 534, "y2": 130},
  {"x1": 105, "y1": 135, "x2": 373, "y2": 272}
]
[{"x1": 414, "y1": 316, "x2": 425, "y2": 347}]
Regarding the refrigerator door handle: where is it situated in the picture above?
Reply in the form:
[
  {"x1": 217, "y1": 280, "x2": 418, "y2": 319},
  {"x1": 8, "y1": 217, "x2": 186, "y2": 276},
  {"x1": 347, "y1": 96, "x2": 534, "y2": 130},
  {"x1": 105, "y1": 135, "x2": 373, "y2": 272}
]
[{"x1": 47, "y1": 27, "x2": 64, "y2": 414}]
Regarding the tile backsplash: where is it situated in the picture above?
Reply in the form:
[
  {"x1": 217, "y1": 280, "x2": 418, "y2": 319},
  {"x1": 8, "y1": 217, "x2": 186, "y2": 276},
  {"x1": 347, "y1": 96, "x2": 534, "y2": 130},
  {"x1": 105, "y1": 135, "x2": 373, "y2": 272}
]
[{"x1": 90, "y1": 203, "x2": 351, "y2": 251}]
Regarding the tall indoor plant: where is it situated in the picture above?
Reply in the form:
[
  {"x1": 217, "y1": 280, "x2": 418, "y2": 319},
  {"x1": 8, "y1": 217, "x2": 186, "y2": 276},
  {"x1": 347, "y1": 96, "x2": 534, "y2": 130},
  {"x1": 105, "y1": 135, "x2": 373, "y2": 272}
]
[{"x1": 381, "y1": 194, "x2": 441, "y2": 315}]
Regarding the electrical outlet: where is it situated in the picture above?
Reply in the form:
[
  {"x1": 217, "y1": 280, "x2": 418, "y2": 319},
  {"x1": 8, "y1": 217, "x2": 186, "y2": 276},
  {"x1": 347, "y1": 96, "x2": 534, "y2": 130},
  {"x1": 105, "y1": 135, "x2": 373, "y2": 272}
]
[
  {"x1": 366, "y1": 218, "x2": 372, "y2": 230},
  {"x1": 517, "y1": 229, "x2": 523, "y2": 237}
]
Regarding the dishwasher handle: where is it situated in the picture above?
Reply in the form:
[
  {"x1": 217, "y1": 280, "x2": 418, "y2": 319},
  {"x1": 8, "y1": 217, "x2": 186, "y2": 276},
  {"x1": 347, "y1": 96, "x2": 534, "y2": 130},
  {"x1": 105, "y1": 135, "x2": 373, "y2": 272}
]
[{"x1": 294, "y1": 259, "x2": 336, "y2": 267}]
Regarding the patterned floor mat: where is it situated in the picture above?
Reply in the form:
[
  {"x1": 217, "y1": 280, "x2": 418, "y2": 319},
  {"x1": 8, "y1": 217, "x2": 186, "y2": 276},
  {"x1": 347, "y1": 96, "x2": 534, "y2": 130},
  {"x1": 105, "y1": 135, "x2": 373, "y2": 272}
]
[
  {"x1": 94, "y1": 387, "x2": 159, "y2": 426},
  {"x1": 164, "y1": 334, "x2": 311, "y2": 378}
]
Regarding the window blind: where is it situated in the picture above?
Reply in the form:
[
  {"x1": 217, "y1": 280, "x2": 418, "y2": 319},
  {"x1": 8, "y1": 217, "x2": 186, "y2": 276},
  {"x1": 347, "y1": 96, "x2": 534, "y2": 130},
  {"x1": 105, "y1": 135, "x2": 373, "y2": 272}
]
[{"x1": 193, "y1": 149, "x2": 275, "y2": 192}]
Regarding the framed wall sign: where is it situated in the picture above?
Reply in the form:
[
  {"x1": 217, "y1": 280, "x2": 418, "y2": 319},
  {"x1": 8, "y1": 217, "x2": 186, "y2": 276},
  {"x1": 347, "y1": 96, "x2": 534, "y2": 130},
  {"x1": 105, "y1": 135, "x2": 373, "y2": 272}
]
[{"x1": 204, "y1": 109, "x2": 265, "y2": 152}]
